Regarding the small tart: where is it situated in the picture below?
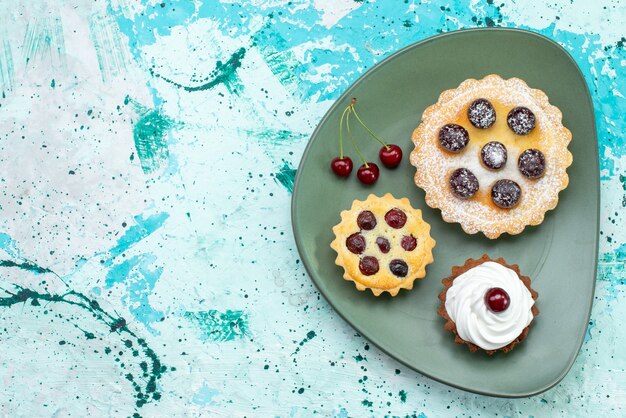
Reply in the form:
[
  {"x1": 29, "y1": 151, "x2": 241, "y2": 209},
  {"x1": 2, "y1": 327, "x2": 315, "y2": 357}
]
[
  {"x1": 438, "y1": 255, "x2": 539, "y2": 355},
  {"x1": 331, "y1": 193, "x2": 435, "y2": 296},
  {"x1": 410, "y1": 74, "x2": 573, "y2": 238}
]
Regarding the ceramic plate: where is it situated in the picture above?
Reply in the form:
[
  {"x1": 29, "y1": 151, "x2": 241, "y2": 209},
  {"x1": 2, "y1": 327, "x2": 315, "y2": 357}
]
[{"x1": 291, "y1": 28, "x2": 598, "y2": 397}]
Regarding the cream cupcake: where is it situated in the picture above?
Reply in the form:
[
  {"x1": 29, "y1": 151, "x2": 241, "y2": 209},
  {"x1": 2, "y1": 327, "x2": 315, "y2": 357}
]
[{"x1": 438, "y1": 255, "x2": 539, "y2": 354}]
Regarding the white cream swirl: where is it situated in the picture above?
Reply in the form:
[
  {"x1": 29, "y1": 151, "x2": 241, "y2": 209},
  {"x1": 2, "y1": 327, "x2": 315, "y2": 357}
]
[{"x1": 445, "y1": 262, "x2": 535, "y2": 350}]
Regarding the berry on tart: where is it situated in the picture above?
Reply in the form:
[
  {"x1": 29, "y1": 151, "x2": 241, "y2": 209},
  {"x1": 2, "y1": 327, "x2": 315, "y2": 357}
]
[
  {"x1": 449, "y1": 168, "x2": 479, "y2": 199},
  {"x1": 518, "y1": 148, "x2": 546, "y2": 179},
  {"x1": 331, "y1": 193, "x2": 435, "y2": 296},
  {"x1": 507, "y1": 106, "x2": 536, "y2": 135},
  {"x1": 467, "y1": 98, "x2": 496, "y2": 129},
  {"x1": 491, "y1": 179, "x2": 522, "y2": 209},
  {"x1": 438, "y1": 124, "x2": 469, "y2": 152},
  {"x1": 480, "y1": 141, "x2": 507, "y2": 170}
]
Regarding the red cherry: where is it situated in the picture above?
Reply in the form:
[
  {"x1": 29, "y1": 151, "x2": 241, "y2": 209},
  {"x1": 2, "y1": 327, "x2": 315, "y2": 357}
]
[
  {"x1": 376, "y1": 237, "x2": 390, "y2": 253},
  {"x1": 330, "y1": 156, "x2": 353, "y2": 177},
  {"x1": 346, "y1": 233, "x2": 366, "y2": 254},
  {"x1": 384, "y1": 208, "x2": 407, "y2": 229},
  {"x1": 484, "y1": 287, "x2": 510, "y2": 313},
  {"x1": 359, "y1": 256, "x2": 379, "y2": 276},
  {"x1": 379, "y1": 144, "x2": 403, "y2": 168},
  {"x1": 400, "y1": 235, "x2": 417, "y2": 251},
  {"x1": 357, "y1": 163, "x2": 380, "y2": 185}
]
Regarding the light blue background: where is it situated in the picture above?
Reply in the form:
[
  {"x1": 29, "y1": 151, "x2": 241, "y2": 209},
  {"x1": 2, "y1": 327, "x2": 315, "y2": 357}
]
[{"x1": 0, "y1": 0, "x2": 624, "y2": 416}]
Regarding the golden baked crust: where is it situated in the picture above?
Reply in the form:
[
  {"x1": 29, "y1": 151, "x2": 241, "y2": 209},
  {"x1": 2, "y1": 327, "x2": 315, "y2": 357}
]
[
  {"x1": 330, "y1": 193, "x2": 436, "y2": 296},
  {"x1": 437, "y1": 255, "x2": 540, "y2": 355},
  {"x1": 410, "y1": 74, "x2": 573, "y2": 238}
]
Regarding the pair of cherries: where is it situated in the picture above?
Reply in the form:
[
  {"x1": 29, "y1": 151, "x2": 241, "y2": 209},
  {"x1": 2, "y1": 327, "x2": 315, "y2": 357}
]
[{"x1": 330, "y1": 98, "x2": 403, "y2": 184}]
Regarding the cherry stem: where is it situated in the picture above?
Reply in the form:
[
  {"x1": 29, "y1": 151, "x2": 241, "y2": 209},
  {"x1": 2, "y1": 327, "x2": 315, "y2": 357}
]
[
  {"x1": 346, "y1": 108, "x2": 368, "y2": 168},
  {"x1": 338, "y1": 105, "x2": 350, "y2": 158},
  {"x1": 350, "y1": 103, "x2": 389, "y2": 150}
]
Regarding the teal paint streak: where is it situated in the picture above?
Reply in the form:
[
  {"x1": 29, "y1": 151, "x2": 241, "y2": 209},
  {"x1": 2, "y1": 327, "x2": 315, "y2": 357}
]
[
  {"x1": 0, "y1": 259, "x2": 54, "y2": 275},
  {"x1": 89, "y1": 13, "x2": 129, "y2": 82},
  {"x1": 105, "y1": 254, "x2": 164, "y2": 335},
  {"x1": 185, "y1": 310, "x2": 250, "y2": 342},
  {"x1": 104, "y1": 212, "x2": 169, "y2": 266},
  {"x1": 275, "y1": 162, "x2": 297, "y2": 193},
  {"x1": 128, "y1": 99, "x2": 175, "y2": 174},
  {"x1": 101, "y1": 212, "x2": 169, "y2": 333},
  {"x1": 152, "y1": 47, "x2": 246, "y2": 93},
  {"x1": 22, "y1": 16, "x2": 66, "y2": 67},
  {"x1": 0, "y1": 284, "x2": 166, "y2": 409},
  {"x1": 0, "y1": 39, "x2": 14, "y2": 93},
  {"x1": 292, "y1": 330, "x2": 316, "y2": 355},
  {"x1": 133, "y1": 109, "x2": 173, "y2": 174},
  {"x1": 251, "y1": 129, "x2": 302, "y2": 143}
]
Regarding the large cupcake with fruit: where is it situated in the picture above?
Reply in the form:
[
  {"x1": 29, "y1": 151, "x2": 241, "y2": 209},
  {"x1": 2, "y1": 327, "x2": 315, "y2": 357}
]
[
  {"x1": 410, "y1": 74, "x2": 572, "y2": 239},
  {"x1": 438, "y1": 255, "x2": 539, "y2": 354},
  {"x1": 331, "y1": 193, "x2": 436, "y2": 296}
]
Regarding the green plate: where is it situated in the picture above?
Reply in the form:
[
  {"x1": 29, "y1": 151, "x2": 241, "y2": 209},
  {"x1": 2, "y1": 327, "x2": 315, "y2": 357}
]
[{"x1": 291, "y1": 28, "x2": 598, "y2": 397}]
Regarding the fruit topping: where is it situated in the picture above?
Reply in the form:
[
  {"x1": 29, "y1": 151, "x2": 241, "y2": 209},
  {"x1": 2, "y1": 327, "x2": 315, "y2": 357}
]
[
  {"x1": 449, "y1": 168, "x2": 479, "y2": 199},
  {"x1": 480, "y1": 141, "x2": 507, "y2": 170},
  {"x1": 518, "y1": 148, "x2": 546, "y2": 179},
  {"x1": 491, "y1": 179, "x2": 522, "y2": 209},
  {"x1": 485, "y1": 287, "x2": 510, "y2": 313},
  {"x1": 400, "y1": 235, "x2": 417, "y2": 251},
  {"x1": 507, "y1": 106, "x2": 536, "y2": 135},
  {"x1": 346, "y1": 233, "x2": 366, "y2": 254},
  {"x1": 376, "y1": 237, "x2": 391, "y2": 253},
  {"x1": 438, "y1": 124, "x2": 469, "y2": 153},
  {"x1": 385, "y1": 208, "x2": 407, "y2": 229},
  {"x1": 359, "y1": 256, "x2": 380, "y2": 276},
  {"x1": 389, "y1": 259, "x2": 409, "y2": 278},
  {"x1": 467, "y1": 98, "x2": 496, "y2": 129},
  {"x1": 357, "y1": 210, "x2": 377, "y2": 230}
]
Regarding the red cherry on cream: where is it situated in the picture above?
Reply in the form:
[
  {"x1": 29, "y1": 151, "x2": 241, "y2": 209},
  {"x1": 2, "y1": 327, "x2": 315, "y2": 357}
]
[{"x1": 485, "y1": 287, "x2": 510, "y2": 313}]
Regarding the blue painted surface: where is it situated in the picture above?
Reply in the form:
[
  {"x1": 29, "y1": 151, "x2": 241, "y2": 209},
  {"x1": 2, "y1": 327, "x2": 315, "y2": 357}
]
[{"x1": 0, "y1": 0, "x2": 624, "y2": 416}]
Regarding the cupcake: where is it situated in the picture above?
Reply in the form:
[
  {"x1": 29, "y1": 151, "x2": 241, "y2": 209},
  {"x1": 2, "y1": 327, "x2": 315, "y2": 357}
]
[
  {"x1": 330, "y1": 193, "x2": 436, "y2": 296},
  {"x1": 438, "y1": 255, "x2": 539, "y2": 354}
]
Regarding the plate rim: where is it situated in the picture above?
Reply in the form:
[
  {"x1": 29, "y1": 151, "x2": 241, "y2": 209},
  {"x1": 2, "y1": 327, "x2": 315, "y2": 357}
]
[{"x1": 291, "y1": 27, "x2": 599, "y2": 398}]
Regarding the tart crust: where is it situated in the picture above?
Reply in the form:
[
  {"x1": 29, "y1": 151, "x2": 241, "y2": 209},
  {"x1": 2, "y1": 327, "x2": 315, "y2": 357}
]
[
  {"x1": 410, "y1": 74, "x2": 573, "y2": 238},
  {"x1": 330, "y1": 193, "x2": 436, "y2": 296},
  {"x1": 438, "y1": 254, "x2": 540, "y2": 355}
]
